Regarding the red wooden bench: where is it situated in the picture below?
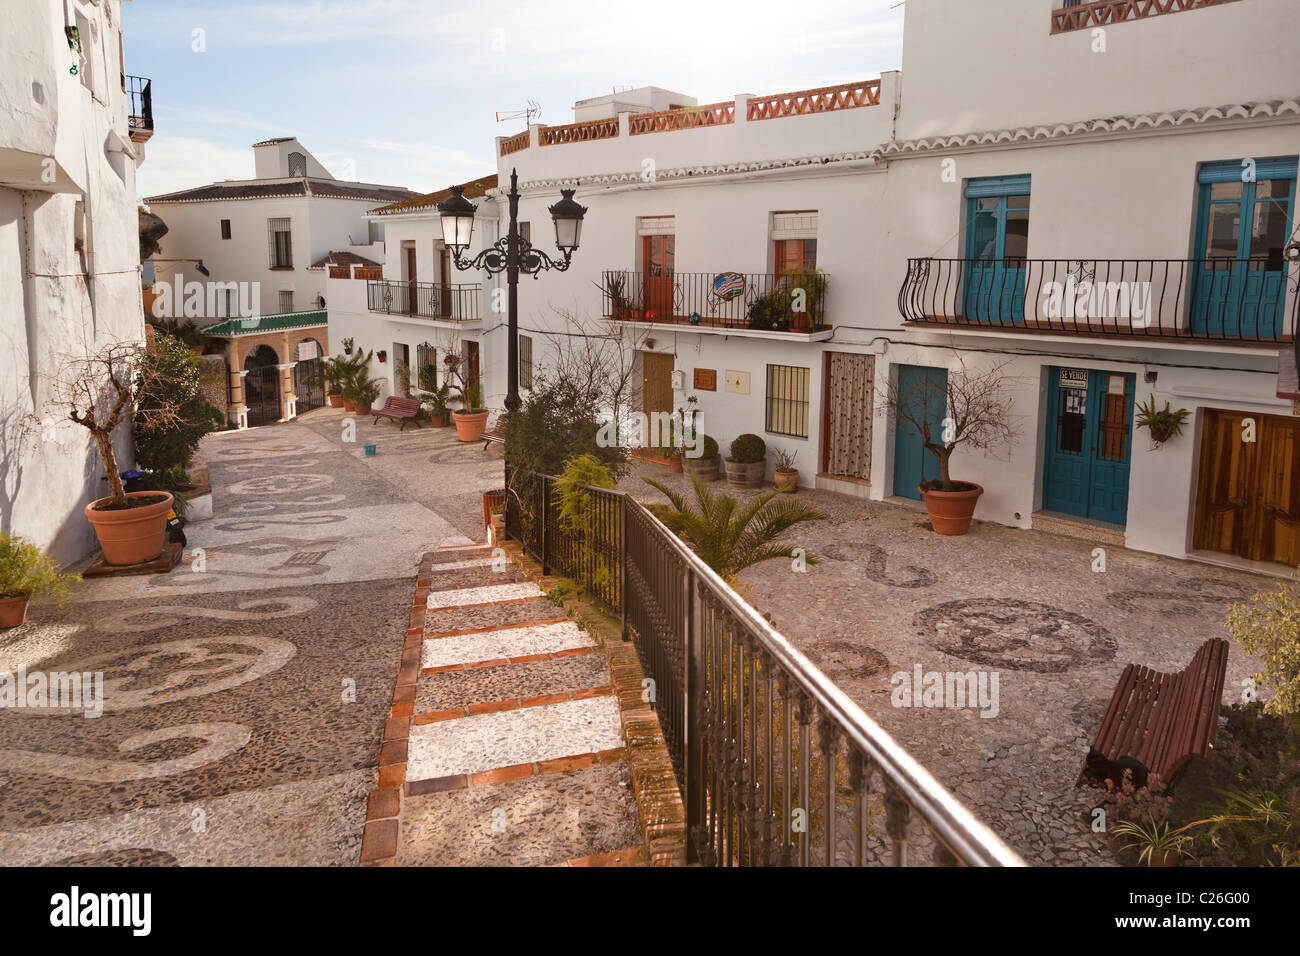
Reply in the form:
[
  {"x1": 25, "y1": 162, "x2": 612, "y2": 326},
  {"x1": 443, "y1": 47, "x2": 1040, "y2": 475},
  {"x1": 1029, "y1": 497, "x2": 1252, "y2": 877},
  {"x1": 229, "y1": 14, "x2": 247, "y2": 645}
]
[
  {"x1": 1078, "y1": 638, "x2": 1229, "y2": 790},
  {"x1": 372, "y1": 395, "x2": 423, "y2": 431},
  {"x1": 481, "y1": 413, "x2": 508, "y2": 450}
]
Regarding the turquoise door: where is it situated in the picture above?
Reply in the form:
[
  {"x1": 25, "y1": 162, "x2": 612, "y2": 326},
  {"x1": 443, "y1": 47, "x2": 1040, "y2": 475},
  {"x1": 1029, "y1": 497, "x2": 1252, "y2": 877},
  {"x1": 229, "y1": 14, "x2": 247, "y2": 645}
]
[
  {"x1": 1191, "y1": 157, "x2": 1296, "y2": 339},
  {"x1": 964, "y1": 176, "x2": 1031, "y2": 324},
  {"x1": 1043, "y1": 368, "x2": 1136, "y2": 525},
  {"x1": 893, "y1": 365, "x2": 947, "y2": 500}
]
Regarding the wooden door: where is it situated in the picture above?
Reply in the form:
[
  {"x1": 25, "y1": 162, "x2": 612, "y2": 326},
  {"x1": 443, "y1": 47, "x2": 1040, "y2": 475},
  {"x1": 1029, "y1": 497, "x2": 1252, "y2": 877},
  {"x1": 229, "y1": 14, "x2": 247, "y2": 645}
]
[
  {"x1": 405, "y1": 245, "x2": 418, "y2": 316},
  {"x1": 1195, "y1": 410, "x2": 1300, "y2": 565},
  {"x1": 642, "y1": 235, "x2": 675, "y2": 320},
  {"x1": 641, "y1": 352, "x2": 674, "y2": 425},
  {"x1": 439, "y1": 248, "x2": 452, "y2": 316},
  {"x1": 892, "y1": 365, "x2": 946, "y2": 500},
  {"x1": 824, "y1": 352, "x2": 873, "y2": 479}
]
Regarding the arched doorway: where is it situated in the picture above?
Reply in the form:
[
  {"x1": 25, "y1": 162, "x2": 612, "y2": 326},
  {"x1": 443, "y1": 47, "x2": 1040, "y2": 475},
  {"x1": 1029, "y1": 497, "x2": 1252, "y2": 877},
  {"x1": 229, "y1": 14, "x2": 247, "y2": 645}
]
[
  {"x1": 293, "y1": 337, "x2": 325, "y2": 411},
  {"x1": 244, "y1": 344, "x2": 281, "y2": 427}
]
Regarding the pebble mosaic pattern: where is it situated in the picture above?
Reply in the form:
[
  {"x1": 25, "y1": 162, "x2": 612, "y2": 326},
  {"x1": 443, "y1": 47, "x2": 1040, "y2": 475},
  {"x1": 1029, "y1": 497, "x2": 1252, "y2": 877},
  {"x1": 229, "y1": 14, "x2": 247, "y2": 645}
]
[
  {"x1": 426, "y1": 582, "x2": 543, "y2": 609},
  {"x1": 421, "y1": 621, "x2": 596, "y2": 669}
]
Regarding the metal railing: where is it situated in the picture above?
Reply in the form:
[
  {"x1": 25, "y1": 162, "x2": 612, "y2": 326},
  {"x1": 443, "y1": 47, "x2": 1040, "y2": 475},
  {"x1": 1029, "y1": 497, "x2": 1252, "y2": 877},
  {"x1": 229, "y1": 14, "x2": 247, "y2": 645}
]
[
  {"x1": 505, "y1": 469, "x2": 1024, "y2": 867},
  {"x1": 898, "y1": 257, "x2": 1298, "y2": 344},
  {"x1": 367, "y1": 279, "x2": 481, "y2": 322},
  {"x1": 601, "y1": 270, "x2": 830, "y2": 332},
  {"x1": 1051, "y1": 0, "x2": 1243, "y2": 34},
  {"x1": 126, "y1": 75, "x2": 153, "y2": 134}
]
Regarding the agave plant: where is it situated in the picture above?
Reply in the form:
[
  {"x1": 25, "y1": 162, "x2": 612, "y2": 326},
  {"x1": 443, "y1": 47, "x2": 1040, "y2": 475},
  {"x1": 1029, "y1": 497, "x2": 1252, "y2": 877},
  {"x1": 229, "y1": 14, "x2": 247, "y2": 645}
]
[{"x1": 643, "y1": 475, "x2": 826, "y2": 577}]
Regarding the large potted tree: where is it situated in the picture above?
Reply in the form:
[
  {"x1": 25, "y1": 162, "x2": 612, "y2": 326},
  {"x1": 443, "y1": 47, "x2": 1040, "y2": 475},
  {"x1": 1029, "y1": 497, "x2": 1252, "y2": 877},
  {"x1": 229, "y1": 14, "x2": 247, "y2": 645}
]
[
  {"x1": 39, "y1": 340, "x2": 187, "y2": 564},
  {"x1": 882, "y1": 360, "x2": 1019, "y2": 535},
  {"x1": 445, "y1": 353, "x2": 489, "y2": 441}
]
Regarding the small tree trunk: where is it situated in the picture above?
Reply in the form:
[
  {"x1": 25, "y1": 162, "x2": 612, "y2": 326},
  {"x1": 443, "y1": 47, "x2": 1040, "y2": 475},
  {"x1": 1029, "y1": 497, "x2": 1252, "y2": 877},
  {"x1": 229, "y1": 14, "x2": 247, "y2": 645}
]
[
  {"x1": 938, "y1": 448, "x2": 953, "y2": 492},
  {"x1": 93, "y1": 429, "x2": 127, "y2": 507}
]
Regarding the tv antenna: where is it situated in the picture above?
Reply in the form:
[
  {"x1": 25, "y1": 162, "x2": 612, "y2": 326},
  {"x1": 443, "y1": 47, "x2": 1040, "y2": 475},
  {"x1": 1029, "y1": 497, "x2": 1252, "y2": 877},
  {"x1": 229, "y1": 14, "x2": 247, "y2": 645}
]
[{"x1": 495, "y1": 100, "x2": 541, "y2": 125}]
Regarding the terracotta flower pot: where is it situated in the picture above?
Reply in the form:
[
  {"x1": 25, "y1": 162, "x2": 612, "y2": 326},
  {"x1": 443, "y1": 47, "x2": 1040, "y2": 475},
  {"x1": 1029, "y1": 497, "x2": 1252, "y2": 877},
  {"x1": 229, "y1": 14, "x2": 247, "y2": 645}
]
[
  {"x1": 453, "y1": 410, "x2": 489, "y2": 442},
  {"x1": 668, "y1": 455, "x2": 684, "y2": 473},
  {"x1": 343, "y1": 399, "x2": 356, "y2": 412},
  {"x1": 327, "y1": 393, "x2": 343, "y2": 408},
  {"x1": 725, "y1": 458, "x2": 766, "y2": 488},
  {"x1": 84, "y1": 490, "x2": 174, "y2": 565},
  {"x1": 774, "y1": 469, "x2": 799, "y2": 493},
  {"x1": 919, "y1": 482, "x2": 984, "y2": 535},
  {"x1": 682, "y1": 455, "x2": 720, "y2": 482},
  {"x1": 356, "y1": 401, "x2": 372, "y2": 416},
  {"x1": 0, "y1": 595, "x2": 31, "y2": 628},
  {"x1": 427, "y1": 411, "x2": 449, "y2": 427}
]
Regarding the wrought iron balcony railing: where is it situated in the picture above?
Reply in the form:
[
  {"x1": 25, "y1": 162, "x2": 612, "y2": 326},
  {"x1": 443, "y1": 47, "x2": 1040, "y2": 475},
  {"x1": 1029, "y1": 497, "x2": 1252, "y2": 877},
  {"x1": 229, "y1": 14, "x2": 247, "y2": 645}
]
[
  {"x1": 126, "y1": 75, "x2": 153, "y2": 141},
  {"x1": 898, "y1": 257, "x2": 1298, "y2": 344},
  {"x1": 601, "y1": 270, "x2": 829, "y2": 333},
  {"x1": 367, "y1": 279, "x2": 481, "y2": 322},
  {"x1": 505, "y1": 469, "x2": 1025, "y2": 867}
]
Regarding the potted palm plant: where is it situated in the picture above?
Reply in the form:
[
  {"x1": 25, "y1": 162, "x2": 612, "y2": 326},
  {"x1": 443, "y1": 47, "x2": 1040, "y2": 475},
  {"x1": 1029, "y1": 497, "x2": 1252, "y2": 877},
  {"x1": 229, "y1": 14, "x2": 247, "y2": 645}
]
[
  {"x1": 420, "y1": 382, "x2": 452, "y2": 426},
  {"x1": 725, "y1": 433, "x2": 767, "y2": 488},
  {"x1": 320, "y1": 355, "x2": 348, "y2": 407},
  {"x1": 881, "y1": 360, "x2": 1019, "y2": 535},
  {"x1": 0, "y1": 533, "x2": 78, "y2": 627},
  {"x1": 355, "y1": 377, "x2": 381, "y2": 417},
  {"x1": 773, "y1": 448, "x2": 799, "y2": 493}
]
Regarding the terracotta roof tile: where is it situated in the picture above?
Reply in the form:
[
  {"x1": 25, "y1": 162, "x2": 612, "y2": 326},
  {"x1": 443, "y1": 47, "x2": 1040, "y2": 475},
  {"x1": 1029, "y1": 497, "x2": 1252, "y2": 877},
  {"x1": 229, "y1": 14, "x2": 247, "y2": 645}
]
[
  {"x1": 145, "y1": 178, "x2": 418, "y2": 205},
  {"x1": 309, "y1": 250, "x2": 382, "y2": 270}
]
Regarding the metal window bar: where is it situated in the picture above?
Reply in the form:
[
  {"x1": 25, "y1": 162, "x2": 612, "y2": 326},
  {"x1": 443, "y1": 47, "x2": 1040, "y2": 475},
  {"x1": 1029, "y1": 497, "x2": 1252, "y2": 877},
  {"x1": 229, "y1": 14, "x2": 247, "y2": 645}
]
[
  {"x1": 366, "y1": 279, "x2": 482, "y2": 322},
  {"x1": 502, "y1": 468, "x2": 1025, "y2": 867},
  {"x1": 126, "y1": 75, "x2": 152, "y2": 132},
  {"x1": 268, "y1": 218, "x2": 291, "y2": 268},
  {"x1": 765, "y1": 364, "x2": 811, "y2": 438}
]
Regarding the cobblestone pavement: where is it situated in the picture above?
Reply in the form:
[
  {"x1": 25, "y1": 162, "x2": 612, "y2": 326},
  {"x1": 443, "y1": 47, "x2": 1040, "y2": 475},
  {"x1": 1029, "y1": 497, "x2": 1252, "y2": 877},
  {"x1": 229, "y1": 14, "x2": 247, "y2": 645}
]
[
  {"x1": 0, "y1": 408, "x2": 500, "y2": 866},
  {"x1": 622, "y1": 461, "x2": 1292, "y2": 866},
  {"x1": 360, "y1": 545, "x2": 643, "y2": 867}
]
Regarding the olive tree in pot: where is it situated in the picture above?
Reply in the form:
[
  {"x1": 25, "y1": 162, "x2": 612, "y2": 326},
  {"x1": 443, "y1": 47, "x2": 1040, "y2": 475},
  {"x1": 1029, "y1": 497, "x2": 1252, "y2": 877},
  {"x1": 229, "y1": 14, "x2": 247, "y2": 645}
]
[
  {"x1": 446, "y1": 352, "x2": 489, "y2": 441},
  {"x1": 881, "y1": 360, "x2": 1019, "y2": 535},
  {"x1": 725, "y1": 433, "x2": 767, "y2": 488},
  {"x1": 36, "y1": 340, "x2": 188, "y2": 564}
]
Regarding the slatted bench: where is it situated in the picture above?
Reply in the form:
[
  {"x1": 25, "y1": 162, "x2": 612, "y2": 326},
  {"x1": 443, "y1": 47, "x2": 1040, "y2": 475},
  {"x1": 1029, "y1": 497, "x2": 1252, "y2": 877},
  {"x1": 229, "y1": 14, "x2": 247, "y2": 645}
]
[
  {"x1": 373, "y1": 395, "x2": 423, "y2": 431},
  {"x1": 1077, "y1": 638, "x2": 1229, "y2": 790},
  {"x1": 482, "y1": 413, "x2": 508, "y2": 450}
]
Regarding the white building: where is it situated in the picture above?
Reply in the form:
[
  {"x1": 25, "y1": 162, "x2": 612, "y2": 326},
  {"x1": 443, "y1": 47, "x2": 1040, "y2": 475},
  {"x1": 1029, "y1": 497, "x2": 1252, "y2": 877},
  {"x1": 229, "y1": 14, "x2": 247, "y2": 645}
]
[
  {"x1": 325, "y1": 176, "x2": 501, "y2": 404},
  {"x1": 0, "y1": 0, "x2": 152, "y2": 564},
  {"x1": 144, "y1": 137, "x2": 416, "y2": 321},
  {"x1": 492, "y1": 0, "x2": 1300, "y2": 573}
]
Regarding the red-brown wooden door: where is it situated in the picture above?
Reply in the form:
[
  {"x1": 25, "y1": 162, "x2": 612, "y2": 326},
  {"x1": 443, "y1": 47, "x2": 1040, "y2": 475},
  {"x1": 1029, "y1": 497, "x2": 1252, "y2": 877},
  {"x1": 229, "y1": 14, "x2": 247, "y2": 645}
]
[
  {"x1": 439, "y1": 247, "x2": 452, "y2": 316},
  {"x1": 405, "y1": 245, "x2": 418, "y2": 316},
  {"x1": 642, "y1": 235, "x2": 674, "y2": 320}
]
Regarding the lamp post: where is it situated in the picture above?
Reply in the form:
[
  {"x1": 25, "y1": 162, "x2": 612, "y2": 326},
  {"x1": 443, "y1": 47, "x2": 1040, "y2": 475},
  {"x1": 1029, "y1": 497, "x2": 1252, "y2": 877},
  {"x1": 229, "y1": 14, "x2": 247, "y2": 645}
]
[{"x1": 437, "y1": 167, "x2": 586, "y2": 417}]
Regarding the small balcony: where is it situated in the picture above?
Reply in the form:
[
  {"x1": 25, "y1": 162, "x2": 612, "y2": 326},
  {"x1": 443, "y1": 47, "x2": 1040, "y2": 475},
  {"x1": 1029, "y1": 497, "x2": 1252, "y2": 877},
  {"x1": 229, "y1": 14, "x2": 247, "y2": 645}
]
[
  {"x1": 126, "y1": 75, "x2": 153, "y2": 144},
  {"x1": 367, "y1": 279, "x2": 481, "y2": 323},
  {"x1": 1051, "y1": 0, "x2": 1244, "y2": 34},
  {"x1": 898, "y1": 257, "x2": 1297, "y2": 346},
  {"x1": 600, "y1": 270, "x2": 830, "y2": 337}
]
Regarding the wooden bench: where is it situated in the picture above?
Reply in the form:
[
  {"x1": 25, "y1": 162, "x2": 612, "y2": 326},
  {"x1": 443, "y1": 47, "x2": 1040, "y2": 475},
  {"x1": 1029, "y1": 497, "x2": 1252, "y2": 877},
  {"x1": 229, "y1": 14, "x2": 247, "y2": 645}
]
[
  {"x1": 1077, "y1": 638, "x2": 1229, "y2": 790},
  {"x1": 482, "y1": 413, "x2": 508, "y2": 450},
  {"x1": 372, "y1": 395, "x2": 423, "y2": 431}
]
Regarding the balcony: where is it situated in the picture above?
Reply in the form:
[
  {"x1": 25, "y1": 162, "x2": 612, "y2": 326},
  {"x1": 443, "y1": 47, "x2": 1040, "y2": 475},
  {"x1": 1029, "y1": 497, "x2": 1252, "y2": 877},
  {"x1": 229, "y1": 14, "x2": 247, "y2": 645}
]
[
  {"x1": 601, "y1": 270, "x2": 830, "y2": 338},
  {"x1": 1051, "y1": 0, "x2": 1244, "y2": 35},
  {"x1": 898, "y1": 257, "x2": 1297, "y2": 346},
  {"x1": 367, "y1": 279, "x2": 481, "y2": 323},
  {"x1": 126, "y1": 75, "x2": 153, "y2": 144}
]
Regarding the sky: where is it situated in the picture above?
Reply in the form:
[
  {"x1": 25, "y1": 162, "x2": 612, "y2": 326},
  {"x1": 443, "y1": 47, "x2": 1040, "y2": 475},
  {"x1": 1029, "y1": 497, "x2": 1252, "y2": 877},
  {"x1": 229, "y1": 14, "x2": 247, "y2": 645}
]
[{"x1": 123, "y1": 0, "x2": 905, "y2": 202}]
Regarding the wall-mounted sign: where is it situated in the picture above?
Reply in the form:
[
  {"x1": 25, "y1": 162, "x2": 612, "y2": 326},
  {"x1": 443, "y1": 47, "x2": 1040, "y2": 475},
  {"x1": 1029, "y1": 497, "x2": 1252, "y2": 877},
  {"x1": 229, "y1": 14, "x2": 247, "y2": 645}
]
[
  {"x1": 671, "y1": 369, "x2": 685, "y2": 390},
  {"x1": 694, "y1": 368, "x2": 717, "y2": 391},
  {"x1": 712, "y1": 273, "x2": 745, "y2": 301},
  {"x1": 1059, "y1": 368, "x2": 1089, "y2": 388},
  {"x1": 725, "y1": 369, "x2": 750, "y2": 395},
  {"x1": 297, "y1": 340, "x2": 319, "y2": 360},
  {"x1": 1107, "y1": 374, "x2": 1126, "y2": 395}
]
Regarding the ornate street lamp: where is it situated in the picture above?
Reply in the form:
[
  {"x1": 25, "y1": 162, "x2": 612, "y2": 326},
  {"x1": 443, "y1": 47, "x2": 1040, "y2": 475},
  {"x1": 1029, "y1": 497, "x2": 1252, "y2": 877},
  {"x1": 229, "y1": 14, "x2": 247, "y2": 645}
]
[{"x1": 437, "y1": 168, "x2": 586, "y2": 416}]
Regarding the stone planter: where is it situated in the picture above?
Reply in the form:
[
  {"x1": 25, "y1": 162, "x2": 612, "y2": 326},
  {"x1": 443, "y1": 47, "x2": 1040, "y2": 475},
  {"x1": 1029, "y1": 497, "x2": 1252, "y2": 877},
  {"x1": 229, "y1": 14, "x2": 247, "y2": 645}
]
[
  {"x1": 454, "y1": 410, "x2": 490, "y2": 442},
  {"x1": 919, "y1": 482, "x2": 984, "y2": 535},
  {"x1": 725, "y1": 458, "x2": 766, "y2": 488},
  {"x1": 682, "y1": 455, "x2": 720, "y2": 482},
  {"x1": 0, "y1": 596, "x2": 30, "y2": 629},
  {"x1": 84, "y1": 490, "x2": 174, "y2": 565},
  {"x1": 774, "y1": 469, "x2": 799, "y2": 493}
]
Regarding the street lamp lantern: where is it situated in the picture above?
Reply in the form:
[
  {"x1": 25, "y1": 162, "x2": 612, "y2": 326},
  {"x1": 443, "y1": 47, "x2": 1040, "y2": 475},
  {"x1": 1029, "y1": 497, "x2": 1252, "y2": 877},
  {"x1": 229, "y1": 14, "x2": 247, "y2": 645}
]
[
  {"x1": 548, "y1": 189, "x2": 587, "y2": 254},
  {"x1": 436, "y1": 185, "x2": 478, "y2": 254}
]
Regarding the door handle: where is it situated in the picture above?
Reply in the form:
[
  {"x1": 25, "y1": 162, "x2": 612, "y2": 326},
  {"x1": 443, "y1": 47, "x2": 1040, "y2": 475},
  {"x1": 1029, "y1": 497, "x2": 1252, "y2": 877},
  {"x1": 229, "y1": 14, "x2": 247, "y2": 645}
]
[
  {"x1": 1263, "y1": 504, "x2": 1277, "y2": 514},
  {"x1": 1231, "y1": 497, "x2": 1247, "y2": 508}
]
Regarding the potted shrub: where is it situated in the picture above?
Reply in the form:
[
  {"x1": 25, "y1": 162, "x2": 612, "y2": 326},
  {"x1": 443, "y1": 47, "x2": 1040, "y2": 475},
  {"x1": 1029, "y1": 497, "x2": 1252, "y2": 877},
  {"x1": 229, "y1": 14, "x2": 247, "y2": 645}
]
[
  {"x1": 420, "y1": 383, "x2": 452, "y2": 426},
  {"x1": 453, "y1": 379, "x2": 489, "y2": 442},
  {"x1": 725, "y1": 433, "x2": 767, "y2": 488},
  {"x1": 39, "y1": 340, "x2": 181, "y2": 565},
  {"x1": 355, "y1": 378, "x2": 380, "y2": 417},
  {"x1": 682, "y1": 434, "x2": 721, "y2": 482},
  {"x1": 780, "y1": 268, "x2": 828, "y2": 332},
  {"x1": 1135, "y1": 394, "x2": 1190, "y2": 448},
  {"x1": 773, "y1": 448, "x2": 799, "y2": 493},
  {"x1": 747, "y1": 292, "x2": 785, "y2": 331},
  {"x1": 320, "y1": 355, "x2": 348, "y2": 408},
  {"x1": 340, "y1": 374, "x2": 358, "y2": 412},
  {"x1": 881, "y1": 360, "x2": 1019, "y2": 535},
  {"x1": 0, "y1": 533, "x2": 78, "y2": 628}
]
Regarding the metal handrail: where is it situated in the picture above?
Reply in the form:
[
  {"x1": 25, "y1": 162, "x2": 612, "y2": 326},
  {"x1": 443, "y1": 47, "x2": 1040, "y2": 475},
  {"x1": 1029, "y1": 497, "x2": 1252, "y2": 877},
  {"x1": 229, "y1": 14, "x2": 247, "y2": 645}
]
[
  {"x1": 506, "y1": 469, "x2": 1025, "y2": 866},
  {"x1": 366, "y1": 278, "x2": 481, "y2": 322}
]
